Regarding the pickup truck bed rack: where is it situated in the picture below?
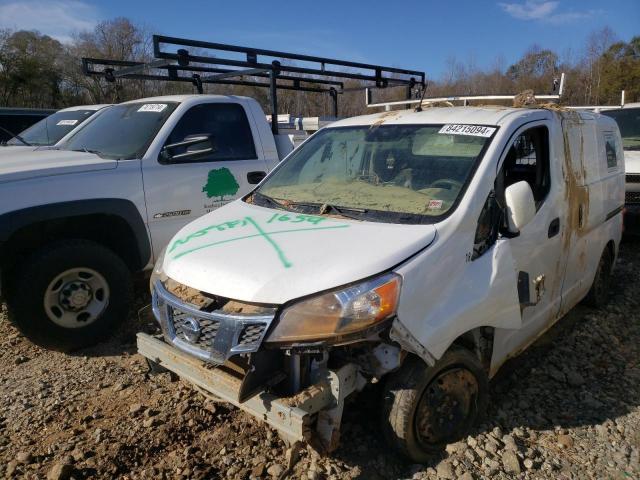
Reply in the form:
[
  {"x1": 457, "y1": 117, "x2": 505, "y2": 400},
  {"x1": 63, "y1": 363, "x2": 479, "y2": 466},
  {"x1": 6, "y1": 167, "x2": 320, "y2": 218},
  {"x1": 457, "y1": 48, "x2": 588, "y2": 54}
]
[{"x1": 83, "y1": 35, "x2": 425, "y2": 133}]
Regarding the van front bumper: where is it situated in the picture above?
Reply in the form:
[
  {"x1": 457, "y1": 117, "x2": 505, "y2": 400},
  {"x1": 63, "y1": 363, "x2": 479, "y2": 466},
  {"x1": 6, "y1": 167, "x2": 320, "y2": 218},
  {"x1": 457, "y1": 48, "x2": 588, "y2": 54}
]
[{"x1": 137, "y1": 332, "x2": 365, "y2": 451}]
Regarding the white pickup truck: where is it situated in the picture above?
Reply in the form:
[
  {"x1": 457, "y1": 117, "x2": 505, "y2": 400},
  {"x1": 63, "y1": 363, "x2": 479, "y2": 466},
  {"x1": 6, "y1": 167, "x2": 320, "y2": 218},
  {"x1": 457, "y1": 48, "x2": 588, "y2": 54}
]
[
  {"x1": 0, "y1": 94, "x2": 306, "y2": 350},
  {"x1": 140, "y1": 105, "x2": 624, "y2": 460}
]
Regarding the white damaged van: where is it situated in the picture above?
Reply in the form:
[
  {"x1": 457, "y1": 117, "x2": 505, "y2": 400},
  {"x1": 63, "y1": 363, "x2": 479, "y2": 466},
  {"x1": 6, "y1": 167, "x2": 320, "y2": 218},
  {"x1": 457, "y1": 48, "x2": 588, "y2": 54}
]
[{"x1": 138, "y1": 105, "x2": 624, "y2": 460}]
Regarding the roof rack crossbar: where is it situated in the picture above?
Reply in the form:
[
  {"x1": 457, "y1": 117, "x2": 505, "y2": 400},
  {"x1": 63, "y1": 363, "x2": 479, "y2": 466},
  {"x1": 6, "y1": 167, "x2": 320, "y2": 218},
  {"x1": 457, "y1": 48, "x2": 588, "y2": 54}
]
[
  {"x1": 82, "y1": 58, "x2": 345, "y2": 88},
  {"x1": 153, "y1": 35, "x2": 425, "y2": 82}
]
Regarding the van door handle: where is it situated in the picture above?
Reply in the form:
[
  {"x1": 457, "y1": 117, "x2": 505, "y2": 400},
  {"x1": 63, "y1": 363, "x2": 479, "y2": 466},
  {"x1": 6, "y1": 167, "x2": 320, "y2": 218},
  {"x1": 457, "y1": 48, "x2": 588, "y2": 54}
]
[
  {"x1": 548, "y1": 218, "x2": 560, "y2": 238},
  {"x1": 247, "y1": 171, "x2": 267, "y2": 184}
]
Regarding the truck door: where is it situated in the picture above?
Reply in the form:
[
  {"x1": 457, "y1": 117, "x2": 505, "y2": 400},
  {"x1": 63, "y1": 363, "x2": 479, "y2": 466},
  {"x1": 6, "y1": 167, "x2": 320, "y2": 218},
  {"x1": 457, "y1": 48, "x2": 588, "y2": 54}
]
[
  {"x1": 142, "y1": 102, "x2": 270, "y2": 260},
  {"x1": 492, "y1": 123, "x2": 566, "y2": 356}
]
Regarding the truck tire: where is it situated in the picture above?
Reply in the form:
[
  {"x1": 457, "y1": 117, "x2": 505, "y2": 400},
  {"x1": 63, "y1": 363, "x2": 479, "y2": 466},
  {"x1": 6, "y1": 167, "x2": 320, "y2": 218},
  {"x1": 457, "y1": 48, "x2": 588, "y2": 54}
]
[
  {"x1": 6, "y1": 239, "x2": 132, "y2": 351},
  {"x1": 583, "y1": 247, "x2": 613, "y2": 308},
  {"x1": 381, "y1": 348, "x2": 488, "y2": 462}
]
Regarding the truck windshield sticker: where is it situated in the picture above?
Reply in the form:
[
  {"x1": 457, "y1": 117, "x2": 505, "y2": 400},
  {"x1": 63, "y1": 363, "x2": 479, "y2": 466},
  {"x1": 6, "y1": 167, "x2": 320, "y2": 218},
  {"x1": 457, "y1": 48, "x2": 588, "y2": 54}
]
[
  {"x1": 137, "y1": 104, "x2": 168, "y2": 113},
  {"x1": 169, "y1": 214, "x2": 349, "y2": 268},
  {"x1": 439, "y1": 124, "x2": 496, "y2": 137},
  {"x1": 56, "y1": 119, "x2": 78, "y2": 126},
  {"x1": 203, "y1": 168, "x2": 240, "y2": 199}
]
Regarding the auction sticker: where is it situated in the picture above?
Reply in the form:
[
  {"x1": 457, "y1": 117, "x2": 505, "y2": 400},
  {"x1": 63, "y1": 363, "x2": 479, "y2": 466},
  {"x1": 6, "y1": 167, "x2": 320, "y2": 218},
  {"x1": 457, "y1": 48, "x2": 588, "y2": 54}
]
[
  {"x1": 439, "y1": 124, "x2": 496, "y2": 137},
  {"x1": 138, "y1": 104, "x2": 167, "y2": 113},
  {"x1": 427, "y1": 199, "x2": 443, "y2": 210},
  {"x1": 56, "y1": 119, "x2": 78, "y2": 126}
]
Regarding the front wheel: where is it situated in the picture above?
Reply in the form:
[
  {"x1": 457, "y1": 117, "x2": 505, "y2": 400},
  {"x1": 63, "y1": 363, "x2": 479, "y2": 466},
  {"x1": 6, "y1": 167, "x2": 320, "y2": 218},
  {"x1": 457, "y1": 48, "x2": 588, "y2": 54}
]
[
  {"x1": 6, "y1": 240, "x2": 132, "y2": 351},
  {"x1": 381, "y1": 348, "x2": 489, "y2": 462}
]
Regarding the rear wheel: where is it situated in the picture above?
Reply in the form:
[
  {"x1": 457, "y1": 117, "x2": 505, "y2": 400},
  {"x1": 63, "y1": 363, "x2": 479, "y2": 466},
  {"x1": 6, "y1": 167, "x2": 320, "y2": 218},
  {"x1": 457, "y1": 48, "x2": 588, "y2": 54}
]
[
  {"x1": 381, "y1": 348, "x2": 488, "y2": 462},
  {"x1": 583, "y1": 247, "x2": 613, "y2": 308},
  {"x1": 6, "y1": 240, "x2": 132, "y2": 351}
]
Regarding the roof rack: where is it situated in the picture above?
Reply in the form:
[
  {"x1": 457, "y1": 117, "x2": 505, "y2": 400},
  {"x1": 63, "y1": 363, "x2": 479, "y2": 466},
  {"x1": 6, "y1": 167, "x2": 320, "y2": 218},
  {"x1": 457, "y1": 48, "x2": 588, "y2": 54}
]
[
  {"x1": 567, "y1": 90, "x2": 627, "y2": 111},
  {"x1": 82, "y1": 35, "x2": 425, "y2": 134},
  {"x1": 367, "y1": 73, "x2": 566, "y2": 111}
]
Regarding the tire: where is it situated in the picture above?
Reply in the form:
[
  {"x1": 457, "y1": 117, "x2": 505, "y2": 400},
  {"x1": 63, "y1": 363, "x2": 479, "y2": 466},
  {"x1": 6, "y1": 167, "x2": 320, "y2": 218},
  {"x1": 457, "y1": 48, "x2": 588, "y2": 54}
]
[
  {"x1": 6, "y1": 239, "x2": 132, "y2": 351},
  {"x1": 381, "y1": 348, "x2": 489, "y2": 462},
  {"x1": 583, "y1": 247, "x2": 613, "y2": 308}
]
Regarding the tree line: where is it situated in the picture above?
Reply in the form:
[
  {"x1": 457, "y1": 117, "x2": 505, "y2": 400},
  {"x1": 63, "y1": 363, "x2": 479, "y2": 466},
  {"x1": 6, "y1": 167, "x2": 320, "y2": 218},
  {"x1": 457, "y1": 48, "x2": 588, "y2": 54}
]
[{"x1": 0, "y1": 18, "x2": 638, "y2": 116}]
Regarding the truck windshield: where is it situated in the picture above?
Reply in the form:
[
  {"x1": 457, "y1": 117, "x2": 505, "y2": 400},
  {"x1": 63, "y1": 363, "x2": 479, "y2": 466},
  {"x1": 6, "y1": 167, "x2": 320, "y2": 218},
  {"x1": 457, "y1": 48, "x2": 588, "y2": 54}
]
[
  {"x1": 6, "y1": 109, "x2": 98, "y2": 146},
  {"x1": 60, "y1": 102, "x2": 178, "y2": 159},
  {"x1": 254, "y1": 124, "x2": 494, "y2": 223},
  {"x1": 602, "y1": 108, "x2": 640, "y2": 151}
]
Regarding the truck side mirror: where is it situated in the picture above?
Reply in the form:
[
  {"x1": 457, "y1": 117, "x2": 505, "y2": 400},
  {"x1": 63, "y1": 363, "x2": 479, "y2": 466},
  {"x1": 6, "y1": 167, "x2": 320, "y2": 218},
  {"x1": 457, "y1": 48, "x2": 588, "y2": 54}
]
[
  {"x1": 504, "y1": 181, "x2": 536, "y2": 234},
  {"x1": 161, "y1": 133, "x2": 216, "y2": 162}
]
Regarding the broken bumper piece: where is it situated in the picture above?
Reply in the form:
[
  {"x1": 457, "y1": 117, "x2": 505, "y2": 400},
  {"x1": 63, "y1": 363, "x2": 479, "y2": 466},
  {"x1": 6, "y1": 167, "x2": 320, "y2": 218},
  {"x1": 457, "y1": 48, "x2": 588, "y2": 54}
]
[{"x1": 137, "y1": 333, "x2": 365, "y2": 451}]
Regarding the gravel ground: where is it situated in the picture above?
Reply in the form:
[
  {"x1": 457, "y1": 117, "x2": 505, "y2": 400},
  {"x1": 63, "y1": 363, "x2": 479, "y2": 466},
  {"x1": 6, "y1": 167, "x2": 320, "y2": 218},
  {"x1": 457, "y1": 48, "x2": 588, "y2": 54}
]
[{"x1": 0, "y1": 240, "x2": 639, "y2": 480}]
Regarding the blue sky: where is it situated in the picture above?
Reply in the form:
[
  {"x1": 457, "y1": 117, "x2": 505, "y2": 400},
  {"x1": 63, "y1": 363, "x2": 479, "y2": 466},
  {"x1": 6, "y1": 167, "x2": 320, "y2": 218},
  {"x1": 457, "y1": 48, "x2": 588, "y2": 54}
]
[{"x1": 0, "y1": 0, "x2": 638, "y2": 79}]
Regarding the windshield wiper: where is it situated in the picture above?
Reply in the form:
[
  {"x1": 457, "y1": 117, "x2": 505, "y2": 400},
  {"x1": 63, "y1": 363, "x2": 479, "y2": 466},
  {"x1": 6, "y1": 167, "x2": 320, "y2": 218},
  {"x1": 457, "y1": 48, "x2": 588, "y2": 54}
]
[
  {"x1": 318, "y1": 203, "x2": 367, "y2": 220},
  {"x1": 72, "y1": 147, "x2": 102, "y2": 156},
  {"x1": 0, "y1": 126, "x2": 31, "y2": 146}
]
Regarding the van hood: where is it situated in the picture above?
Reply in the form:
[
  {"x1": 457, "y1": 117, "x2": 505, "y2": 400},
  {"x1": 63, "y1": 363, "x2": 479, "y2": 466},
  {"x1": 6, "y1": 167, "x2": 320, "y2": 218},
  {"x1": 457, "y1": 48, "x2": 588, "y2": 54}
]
[
  {"x1": 0, "y1": 149, "x2": 117, "y2": 183},
  {"x1": 0, "y1": 145, "x2": 36, "y2": 155},
  {"x1": 163, "y1": 201, "x2": 437, "y2": 304},
  {"x1": 625, "y1": 151, "x2": 640, "y2": 174}
]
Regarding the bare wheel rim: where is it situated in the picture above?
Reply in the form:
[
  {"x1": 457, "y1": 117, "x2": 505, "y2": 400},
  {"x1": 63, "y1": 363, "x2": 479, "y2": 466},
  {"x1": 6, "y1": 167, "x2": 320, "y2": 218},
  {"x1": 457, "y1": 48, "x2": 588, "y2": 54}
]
[
  {"x1": 43, "y1": 267, "x2": 110, "y2": 329},
  {"x1": 414, "y1": 367, "x2": 479, "y2": 448}
]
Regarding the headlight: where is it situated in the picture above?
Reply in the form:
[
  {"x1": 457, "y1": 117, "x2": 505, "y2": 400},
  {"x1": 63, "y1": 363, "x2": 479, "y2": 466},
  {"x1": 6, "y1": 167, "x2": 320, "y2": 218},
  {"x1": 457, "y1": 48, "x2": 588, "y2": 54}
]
[
  {"x1": 149, "y1": 247, "x2": 167, "y2": 293},
  {"x1": 265, "y1": 273, "x2": 401, "y2": 345}
]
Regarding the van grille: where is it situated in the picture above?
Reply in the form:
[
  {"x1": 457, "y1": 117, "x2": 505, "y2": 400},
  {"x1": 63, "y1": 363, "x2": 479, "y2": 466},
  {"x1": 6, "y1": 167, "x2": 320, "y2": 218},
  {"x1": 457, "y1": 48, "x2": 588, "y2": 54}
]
[
  {"x1": 151, "y1": 281, "x2": 275, "y2": 364},
  {"x1": 626, "y1": 191, "x2": 640, "y2": 204}
]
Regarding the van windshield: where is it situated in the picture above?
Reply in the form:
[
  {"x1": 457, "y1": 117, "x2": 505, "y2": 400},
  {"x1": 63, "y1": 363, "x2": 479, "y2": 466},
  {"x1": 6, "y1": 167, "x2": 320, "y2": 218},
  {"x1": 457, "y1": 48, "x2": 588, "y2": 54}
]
[
  {"x1": 254, "y1": 124, "x2": 493, "y2": 223},
  {"x1": 60, "y1": 102, "x2": 178, "y2": 159},
  {"x1": 602, "y1": 108, "x2": 640, "y2": 151},
  {"x1": 6, "y1": 109, "x2": 98, "y2": 146}
]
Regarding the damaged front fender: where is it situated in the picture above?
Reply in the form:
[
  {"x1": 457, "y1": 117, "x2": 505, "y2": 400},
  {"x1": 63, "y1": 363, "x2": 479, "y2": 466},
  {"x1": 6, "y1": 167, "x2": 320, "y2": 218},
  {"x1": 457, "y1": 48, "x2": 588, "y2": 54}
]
[{"x1": 393, "y1": 237, "x2": 522, "y2": 362}]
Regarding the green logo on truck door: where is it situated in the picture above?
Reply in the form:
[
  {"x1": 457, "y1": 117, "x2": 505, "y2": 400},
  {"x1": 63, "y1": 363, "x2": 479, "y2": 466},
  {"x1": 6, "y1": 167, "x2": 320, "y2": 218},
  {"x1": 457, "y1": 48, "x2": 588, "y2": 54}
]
[{"x1": 202, "y1": 168, "x2": 240, "y2": 199}]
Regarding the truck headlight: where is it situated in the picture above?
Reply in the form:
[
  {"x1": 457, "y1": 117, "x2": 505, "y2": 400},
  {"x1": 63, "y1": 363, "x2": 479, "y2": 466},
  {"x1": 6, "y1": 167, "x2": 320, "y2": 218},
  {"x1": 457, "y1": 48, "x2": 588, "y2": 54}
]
[
  {"x1": 149, "y1": 247, "x2": 167, "y2": 293},
  {"x1": 265, "y1": 273, "x2": 401, "y2": 345}
]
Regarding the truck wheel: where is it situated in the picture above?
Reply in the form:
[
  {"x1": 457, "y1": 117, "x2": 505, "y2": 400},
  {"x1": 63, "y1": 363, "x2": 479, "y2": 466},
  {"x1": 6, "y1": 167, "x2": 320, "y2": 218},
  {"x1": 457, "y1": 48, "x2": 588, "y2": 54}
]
[
  {"x1": 381, "y1": 348, "x2": 488, "y2": 462},
  {"x1": 583, "y1": 247, "x2": 613, "y2": 308},
  {"x1": 6, "y1": 240, "x2": 132, "y2": 351}
]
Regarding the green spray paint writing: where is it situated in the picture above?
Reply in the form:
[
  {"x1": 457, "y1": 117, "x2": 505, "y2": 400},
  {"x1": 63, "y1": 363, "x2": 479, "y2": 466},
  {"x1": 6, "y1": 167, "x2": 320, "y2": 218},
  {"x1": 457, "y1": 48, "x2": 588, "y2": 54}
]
[{"x1": 169, "y1": 214, "x2": 349, "y2": 268}]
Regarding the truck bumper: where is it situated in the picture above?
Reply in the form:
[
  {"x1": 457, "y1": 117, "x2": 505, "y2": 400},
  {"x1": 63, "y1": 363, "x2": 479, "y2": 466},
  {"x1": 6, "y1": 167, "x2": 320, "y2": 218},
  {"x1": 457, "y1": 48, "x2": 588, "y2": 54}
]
[
  {"x1": 624, "y1": 204, "x2": 640, "y2": 235},
  {"x1": 137, "y1": 333, "x2": 364, "y2": 451}
]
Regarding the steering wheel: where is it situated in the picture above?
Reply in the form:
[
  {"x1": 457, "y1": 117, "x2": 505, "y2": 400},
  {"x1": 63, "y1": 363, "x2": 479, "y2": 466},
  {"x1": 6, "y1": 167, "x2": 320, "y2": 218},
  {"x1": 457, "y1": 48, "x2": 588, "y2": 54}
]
[{"x1": 429, "y1": 179, "x2": 463, "y2": 190}]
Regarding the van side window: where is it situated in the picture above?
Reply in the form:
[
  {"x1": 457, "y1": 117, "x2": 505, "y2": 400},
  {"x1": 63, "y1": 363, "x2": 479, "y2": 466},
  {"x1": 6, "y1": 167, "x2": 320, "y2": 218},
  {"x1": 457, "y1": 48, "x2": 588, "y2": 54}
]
[
  {"x1": 472, "y1": 192, "x2": 501, "y2": 260},
  {"x1": 162, "y1": 103, "x2": 257, "y2": 163},
  {"x1": 500, "y1": 126, "x2": 550, "y2": 210},
  {"x1": 603, "y1": 132, "x2": 619, "y2": 169}
]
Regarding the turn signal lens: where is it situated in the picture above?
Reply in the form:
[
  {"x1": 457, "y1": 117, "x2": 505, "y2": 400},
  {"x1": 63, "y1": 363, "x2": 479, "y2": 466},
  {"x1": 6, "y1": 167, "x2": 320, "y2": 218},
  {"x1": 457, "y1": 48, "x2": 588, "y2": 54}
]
[{"x1": 265, "y1": 273, "x2": 401, "y2": 344}]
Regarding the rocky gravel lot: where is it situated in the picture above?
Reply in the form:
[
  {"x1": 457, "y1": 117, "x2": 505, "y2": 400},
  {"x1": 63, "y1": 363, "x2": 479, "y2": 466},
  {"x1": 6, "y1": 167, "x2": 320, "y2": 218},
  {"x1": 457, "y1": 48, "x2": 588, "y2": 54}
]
[{"x1": 1, "y1": 239, "x2": 639, "y2": 480}]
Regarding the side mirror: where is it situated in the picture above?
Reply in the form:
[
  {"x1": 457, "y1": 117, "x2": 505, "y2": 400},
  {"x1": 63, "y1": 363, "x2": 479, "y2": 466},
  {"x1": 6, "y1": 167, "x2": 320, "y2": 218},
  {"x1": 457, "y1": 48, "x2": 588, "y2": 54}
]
[
  {"x1": 504, "y1": 181, "x2": 536, "y2": 234},
  {"x1": 161, "y1": 133, "x2": 215, "y2": 162}
]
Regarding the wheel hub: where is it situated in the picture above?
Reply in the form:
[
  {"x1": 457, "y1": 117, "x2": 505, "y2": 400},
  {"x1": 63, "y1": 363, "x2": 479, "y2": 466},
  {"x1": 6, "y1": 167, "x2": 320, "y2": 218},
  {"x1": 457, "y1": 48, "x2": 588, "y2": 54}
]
[
  {"x1": 44, "y1": 267, "x2": 110, "y2": 329},
  {"x1": 415, "y1": 368, "x2": 479, "y2": 446},
  {"x1": 59, "y1": 281, "x2": 93, "y2": 311}
]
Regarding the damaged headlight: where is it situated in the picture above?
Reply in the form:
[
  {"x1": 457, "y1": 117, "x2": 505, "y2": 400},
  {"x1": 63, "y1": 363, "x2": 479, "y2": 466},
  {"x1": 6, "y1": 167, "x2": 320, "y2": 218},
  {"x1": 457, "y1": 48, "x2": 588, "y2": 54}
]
[{"x1": 265, "y1": 273, "x2": 401, "y2": 345}]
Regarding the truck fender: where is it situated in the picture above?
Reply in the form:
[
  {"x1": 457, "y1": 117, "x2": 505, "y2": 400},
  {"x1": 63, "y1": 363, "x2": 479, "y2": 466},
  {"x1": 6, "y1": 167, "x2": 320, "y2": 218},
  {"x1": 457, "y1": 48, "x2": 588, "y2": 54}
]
[{"x1": 0, "y1": 198, "x2": 151, "y2": 269}]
